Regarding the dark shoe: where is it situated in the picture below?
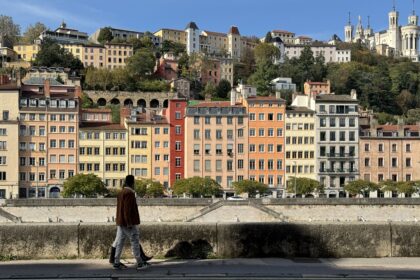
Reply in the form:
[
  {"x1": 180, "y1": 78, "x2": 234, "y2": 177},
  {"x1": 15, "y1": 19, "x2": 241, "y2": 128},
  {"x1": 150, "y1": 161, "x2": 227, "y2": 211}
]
[
  {"x1": 109, "y1": 247, "x2": 116, "y2": 264},
  {"x1": 139, "y1": 244, "x2": 153, "y2": 262},
  {"x1": 113, "y1": 262, "x2": 128, "y2": 270},
  {"x1": 136, "y1": 262, "x2": 151, "y2": 270}
]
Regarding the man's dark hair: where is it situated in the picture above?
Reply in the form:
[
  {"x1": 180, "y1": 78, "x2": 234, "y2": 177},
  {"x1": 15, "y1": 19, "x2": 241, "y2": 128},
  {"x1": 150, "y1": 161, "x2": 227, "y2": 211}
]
[{"x1": 125, "y1": 175, "x2": 135, "y2": 188}]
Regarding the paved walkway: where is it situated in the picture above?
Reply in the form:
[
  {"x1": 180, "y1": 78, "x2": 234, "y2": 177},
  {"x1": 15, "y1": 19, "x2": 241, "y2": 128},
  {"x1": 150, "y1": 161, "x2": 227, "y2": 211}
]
[{"x1": 1, "y1": 258, "x2": 420, "y2": 279}]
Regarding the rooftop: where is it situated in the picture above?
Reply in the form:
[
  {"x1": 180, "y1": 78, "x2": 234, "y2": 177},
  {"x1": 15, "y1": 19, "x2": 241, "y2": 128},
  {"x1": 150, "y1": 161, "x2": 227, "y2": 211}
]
[
  {"x1": 228, "y1": 26, "x2": 240, "y2": 35},
  {"x1": 0, "y1": 82, "x2": 18, "y2": 90},
  {"x1": 272, "y1": 30, "x2": 295, "y2": 35},
  {"x1": 80, "y1": 122, "x2": 125, "y2": 130},
  {"x1": 188, "y1": 101, "x2": 244, "y2": 108},
  {"x1": 286, "y1": 106, "x2": 315, "y2": 113},
  {"x1": 203, "y1": 30, "x2": 227, "y2": 37},
  {"x1": 24, "y1": 77, "x2": 63, "y2": 86},
  {"x1": 185, "y1": 22, "x2": 199, "y2": 30},
  {"x1": 315, "y1": 94, "x2": 357, "y2": 103}
]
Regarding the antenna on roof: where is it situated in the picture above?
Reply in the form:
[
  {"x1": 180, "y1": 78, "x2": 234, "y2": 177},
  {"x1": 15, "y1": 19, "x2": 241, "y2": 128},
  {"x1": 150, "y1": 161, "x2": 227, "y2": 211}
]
[
  {"x1": 413, "y1": 0, "x2": 416, "y2": 15},
  {"x1": 367, "y1": 15, "x2": 370, "y2": 28},
  {"x1": 348, "y1": 12, "x2": 351, "y2": 25}
]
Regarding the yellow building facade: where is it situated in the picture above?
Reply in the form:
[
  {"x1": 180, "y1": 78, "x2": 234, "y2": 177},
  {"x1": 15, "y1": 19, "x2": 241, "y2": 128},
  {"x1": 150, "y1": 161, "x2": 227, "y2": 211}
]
[
  {"x1": 13, "y1": 44, "x2": 41, "y2": 62},
  {"x1": 285, "y1": 107, "x2": 317, "y2": 184},
  {"x1": 79, "y1": 124, "x2": 128, "y2": 188},
  {"x1": 154, "y1": 29, "x2": 187, "y2": 44},
  {"x1": 0, "y1": 84, "x2": 20, "y2": 199}
]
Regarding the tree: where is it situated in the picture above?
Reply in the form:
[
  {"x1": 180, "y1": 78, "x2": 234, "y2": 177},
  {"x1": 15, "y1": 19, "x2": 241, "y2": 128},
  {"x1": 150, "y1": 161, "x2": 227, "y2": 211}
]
[
  {"x1": 203, "y1": 81, "x2": 217, "y2": 99},
  {"x1": 232, "y1": 180, "x2": 268, "y2": 198},
  {"x1": 34, "y1": 38, "x2": 83, "y2": 71},
  {"x1": 344, "y1": 179, "x2": 379, "y2": 197},
  {"x1": 286, "y1": 177, "x2": 324, "y2": 195},
  {"x1": 215, "y1": 79, "x2": 231, "y2": 99},
  {"x1": 375, "y1": 112, "x2": 397, "y2": 125},
  {"x1": 254, "y1": 43, "x2": 280, "y2": 64},
  {"x1": 161, "y1": 40, "x2": 186, "y2": 55},
  {"x1": 406, "y1": 108, "x2": 420, "y2": 124},
  {"x1": 0, "y1": 15, "x2": 20, "y2": 44},
  {"x1": 234, "y1": 47, "x2": 255, "y2": 85},
  {"x1": 380, "y1": 180, "x2": 419, "y2": 196},
  {"x1": 172, "y1": 177, "x2": 222, "y2": 198},
  {"x1": 264, "y1": 31, "x2": 273, "y2": 43},
  {"x1": 396, "y1": 90, "x2": 416, "y2": 115},
  {"x1": 126, "y1": 48, "x2": 156, "y2": 78},
  {"x1": 97, "y1": 27, "x2": 113, "y2": 43},
  {"x1": 134, "y1": 179, "x2": 164, "y2": 198},
  {"x1": 80, "y1": 93, "x2": 96, "y2": 108},
  {"x1": 62, "y1": 173, "x2": 108, "y2": 198},
  {"x1": 21, "y1": 22, "x2": 46, "y2": 44}
]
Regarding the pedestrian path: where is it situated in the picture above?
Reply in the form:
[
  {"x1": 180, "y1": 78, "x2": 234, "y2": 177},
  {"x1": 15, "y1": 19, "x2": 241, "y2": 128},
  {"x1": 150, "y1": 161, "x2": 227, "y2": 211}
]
[{"x1": 1, "y1": 258, "x2": 420, "y2": 279}]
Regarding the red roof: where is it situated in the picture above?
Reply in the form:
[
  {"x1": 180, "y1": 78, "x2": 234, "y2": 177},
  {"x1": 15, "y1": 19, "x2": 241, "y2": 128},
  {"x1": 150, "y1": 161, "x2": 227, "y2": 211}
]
[
  {"x1": 228, "y1": 26, "x2": 240, "y2": 35},
  {"x1": 298, "y1": 35, "x2": 312, "y2": 39}
]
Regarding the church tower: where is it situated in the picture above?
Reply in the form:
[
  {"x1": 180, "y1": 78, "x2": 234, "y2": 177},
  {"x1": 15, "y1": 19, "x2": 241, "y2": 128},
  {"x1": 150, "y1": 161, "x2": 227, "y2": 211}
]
[
  {"x1": 185, "y1": 21, "x2": 200, "y2": 55},
  {"x1": 355, "y1": 15, "x2": 364, "y2": 40},
  {"x1": 344, "y1": 12, "x2": 354, "y2": 42},
  {"x1": 401, "y1": 0, "x2": 420, "y2": 61},
  {"x1": 388, "y1": 1, "x2": 401, "y2": 54}
]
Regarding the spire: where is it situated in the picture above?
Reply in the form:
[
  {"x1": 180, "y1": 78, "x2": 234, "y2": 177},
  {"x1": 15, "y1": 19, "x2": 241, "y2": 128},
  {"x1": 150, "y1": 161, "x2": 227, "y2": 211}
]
[
  {"x1": 358, "y1": 15, "x2": 362, "y2": 25},
  {"x1": 393, "y1": 0, "x2": 396, "y2": 11},
  {"x1": 367, "y1": 15, "x2": 371, "y2": 28},
  {"x1": 413, "y1": 0, "x2": 416, "y2": 15},
  {"x1": 348, "y1": 11, "x2": 351, "y2": 25}
]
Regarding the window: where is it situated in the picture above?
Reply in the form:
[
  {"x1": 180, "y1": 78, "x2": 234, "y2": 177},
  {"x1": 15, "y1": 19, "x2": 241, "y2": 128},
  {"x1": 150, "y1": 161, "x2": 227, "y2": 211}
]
[
  {"x1": 227, "y1": 117, "x2": 233, "y2": 124},
  {"x1": 194, "y1": 144, "x2": 200, "y2": 155},
  {"x1": 175, "y1": 126, "x2": 181, "y2": 135},
  {"x1": 227, "y1": 130, "x2": 233, "y2": 140},
  {"x1": 175, "y1": 157, "x2": 181, "y2": 167},
  {"x1": 320, "y1": 118, "x2": 326, "y2": 127},
  {"x1": 205, "y1": 116, "x2": 211, "y2": 124},
  {"x1": 216, "y1": 144, "x2": 222, "y2": 155},
  {"x1": 406, "y1": 158, "x2": 411, "y2": 167},
  {"x1": 50, "y1": 140, "x2": 56, "y2": 148},
  {"x1": 378, "y1": 144, "x2": 384, "y2": 152},
  {"x1": 249, "y1": 160, "x2": 255, "y2": 170},
  {"x1": 364, "y1": 143, "x2": 370, "y2": 152},
  {"x1": 339, "y1": 117, "x2": 346, "y2": 127},
  {"x1": 249, "y1": 113, "x2": 255, "y2": 120},
  {"x1": 330, "y1": 131, "x2": 336, "y2": 141},
  {"x1": 364, "y1": 158, "x2": 370, "y2": 167},
  {"x1": 2, "y1": 111, "x2": 9, "y2": 121},
  {"x1": 329, "y1": 117, "x2": 336, "y2": 127},
  {"x1": 175, "y1": 141, "x2": 181, "y2": 151},
  {"x1": 277, "y1": 128, "x2": 283, "y2": 137},
  {"x1": 258, "y1": 128, "x2": 264, "y2": 137},
  {"x1": 227, "y1": 160, "x2": 233, "y2": 171},
  {"x1": 378, "y1": 158, "x2": 384, "y2": 167},
  {"x1": 320, "y1": 132, "x2": 326, "y2": 141},
  {"x1": 392, "y1": 144, "x2": 397, "y2": 152},
  {"x1": 216, "y1": 116, "x2": 222, "y2": 124},
  {"x1": 194, "y1": 160, "x2": 200, "y2": 171},
  {"x1": 277, "y1": 113, "x2": 283, "y2": 121},
  {"x1": 194, "y1": 129, "x2": 200, "y2": 139},
  {"x1": 406, "y1": 144, "x2": 411, "y2": 152},
  {"x1": 238, "y1": 129, "x2": 244, "y2": 138},
  {"x1": 249, "y1": 129, "x2": 255, "y2": 137},
  {"x1": 194, "y1": 116, "x2": 200, "y2": 124},
  {"x1": 259, "y1": 159, "x2": 264, "y2": 170},
  {"x1": 258, "y1": 113, "x2": 264, "y2": 121},
  {"x1": 205, "y1": 160, "x2": 211, "y2": 171},
  {"x1": 258, "y1": 144, "x2": 264, "y2": 152},
  {"x1": 392, "y1": 158, "x2": 397, "y2": 167},
  {"x1": 205, "y1": 129, "x2": 211, "y2": 139}
]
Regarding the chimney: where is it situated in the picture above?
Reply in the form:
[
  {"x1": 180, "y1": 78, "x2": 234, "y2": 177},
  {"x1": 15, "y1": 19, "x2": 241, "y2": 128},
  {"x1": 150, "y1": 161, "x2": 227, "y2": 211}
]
[
  {"x1": 120, "y1": 107, "x2": 131, "y2": 125},
  {"x1": 350, "y1": 89, "x2": 357, "y2": 100},
  {"x1": 230, "y1": 89, "x2": 236, "y2": 106},
  {"x1": 44, "y1": 79, "x2": 50, "y2": 97},
  {"x1": 75, "y1": 85, "x2": 82, "y2": 99}
]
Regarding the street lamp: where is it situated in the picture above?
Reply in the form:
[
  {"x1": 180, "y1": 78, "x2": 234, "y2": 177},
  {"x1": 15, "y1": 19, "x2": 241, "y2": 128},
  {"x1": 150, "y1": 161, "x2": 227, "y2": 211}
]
[{"x1": 293, "y1": 161, "x2": 297, "y2": 197}]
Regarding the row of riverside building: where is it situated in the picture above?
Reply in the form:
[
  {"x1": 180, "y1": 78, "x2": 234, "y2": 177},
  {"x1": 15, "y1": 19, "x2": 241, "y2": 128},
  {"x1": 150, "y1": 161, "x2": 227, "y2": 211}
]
[{"x1": 1, "y1": 79, "x2": 420, "y2": 199}]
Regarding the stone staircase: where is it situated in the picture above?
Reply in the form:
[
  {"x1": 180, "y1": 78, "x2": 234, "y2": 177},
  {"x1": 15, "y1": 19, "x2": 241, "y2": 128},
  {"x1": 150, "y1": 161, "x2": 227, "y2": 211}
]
[{"x1": 0, "y1": 207, "x2": 21, "y2": 223}]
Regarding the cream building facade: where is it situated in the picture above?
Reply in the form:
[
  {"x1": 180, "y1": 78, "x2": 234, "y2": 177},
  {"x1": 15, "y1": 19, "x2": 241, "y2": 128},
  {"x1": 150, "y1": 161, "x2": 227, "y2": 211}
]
[
  {"x1": 285, "y1": 106, "x2": 316, "y2": 184},
  {"x1": 0, "y1": 84, "x2": 20, "y2": 199}
]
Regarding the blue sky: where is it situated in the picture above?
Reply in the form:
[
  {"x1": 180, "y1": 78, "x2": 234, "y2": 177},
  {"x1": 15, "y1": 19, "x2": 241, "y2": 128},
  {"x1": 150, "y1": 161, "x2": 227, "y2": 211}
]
[{"x1": 0, "y1": 0, "x2": 418, "y2": 40}]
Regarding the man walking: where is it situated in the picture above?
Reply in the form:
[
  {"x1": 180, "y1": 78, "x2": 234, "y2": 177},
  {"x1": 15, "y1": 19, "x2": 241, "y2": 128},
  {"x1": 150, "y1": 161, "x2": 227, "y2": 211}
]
[{"x1": 113, "y1": 175, "x2": 150, "y2": 270}]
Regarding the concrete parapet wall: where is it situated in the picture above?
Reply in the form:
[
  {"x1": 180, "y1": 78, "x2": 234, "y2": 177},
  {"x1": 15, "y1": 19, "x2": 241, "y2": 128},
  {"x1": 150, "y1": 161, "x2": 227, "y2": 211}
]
[{"x1": 2, "y1": 222, "x2": 420, "y2": 260}]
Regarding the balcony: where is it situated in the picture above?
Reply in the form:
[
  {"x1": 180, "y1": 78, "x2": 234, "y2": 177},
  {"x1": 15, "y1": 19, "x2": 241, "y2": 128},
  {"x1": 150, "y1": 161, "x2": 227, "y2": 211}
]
[{"x1": 319, "y1": 168, "x2": 358, "y2": 174}]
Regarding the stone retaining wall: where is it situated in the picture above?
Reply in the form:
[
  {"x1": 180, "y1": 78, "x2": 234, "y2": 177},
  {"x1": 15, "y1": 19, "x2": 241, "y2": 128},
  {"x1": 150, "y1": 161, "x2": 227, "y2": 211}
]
[{"x1": 2, "y1": 222, "x2": 420, "y2": 260}]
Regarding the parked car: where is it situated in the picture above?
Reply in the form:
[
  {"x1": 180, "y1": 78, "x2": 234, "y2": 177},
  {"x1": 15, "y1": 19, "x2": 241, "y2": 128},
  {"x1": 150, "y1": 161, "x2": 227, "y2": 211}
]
[{"x1": 227, "y1": 196, "x2": 245, "y2": 201}]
